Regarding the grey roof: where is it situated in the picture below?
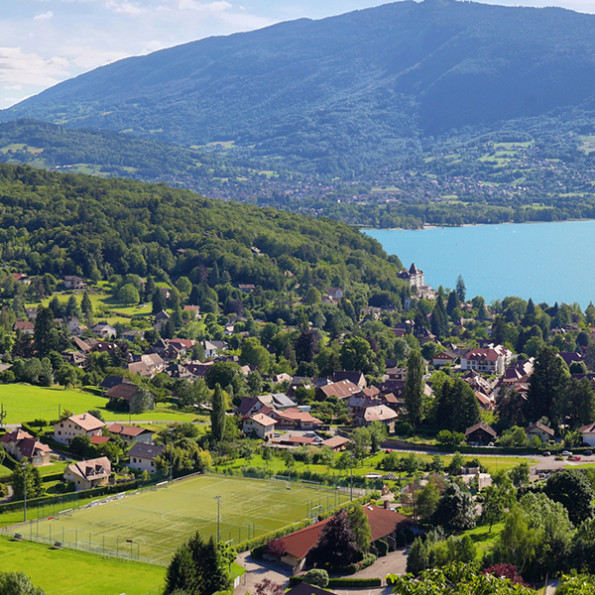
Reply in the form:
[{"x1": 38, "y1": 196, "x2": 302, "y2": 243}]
[{"x1": 271, "y1": 393, "x2": 296, "y2": 408}]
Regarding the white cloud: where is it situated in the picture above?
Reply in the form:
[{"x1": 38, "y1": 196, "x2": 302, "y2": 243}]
[
  {"x1": 177, "y1": 0, "x2": 232, "y2": 12},
  {"x1": 104, "y1": 1, "x2": 144, "y2": 15},
  {"x1": 0, "y1": 47, "x2": 70, "y2": 87},
  {"x1": 33, "y1": 11, "x2": 54, "y2": 21}
]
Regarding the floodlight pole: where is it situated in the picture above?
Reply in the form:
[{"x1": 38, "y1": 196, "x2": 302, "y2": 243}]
[{"x1": 215, "y1": 495, "x2": 222, "y2": 543}]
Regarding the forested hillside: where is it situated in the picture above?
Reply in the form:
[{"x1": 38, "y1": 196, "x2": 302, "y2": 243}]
[
  {"x1": 2, "y1": 0, "x2": 594, "y2": 176},
  {"x1": 0, "y1": 164, "x2": 406, "y2": 303}
]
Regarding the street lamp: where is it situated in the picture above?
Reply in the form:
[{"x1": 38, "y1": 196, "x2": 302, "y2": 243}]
[{"x1": 214, "y1": 496, "x2": 221, "y2": 543}]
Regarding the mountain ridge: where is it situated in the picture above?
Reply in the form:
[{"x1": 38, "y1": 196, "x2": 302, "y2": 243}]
[{"x1": 1, "y1": 0, "x2": 594, "y2": 175}]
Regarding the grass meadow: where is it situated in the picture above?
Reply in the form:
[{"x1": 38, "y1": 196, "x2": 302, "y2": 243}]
[
  {"x1": 24, "y1": 475, "x2": 349, "y2": 565},
  {"x1": 0, "y1": 384, "x2": 198, "y2": 424},
  {"x1": 0, "y1": 535, "x2": 165, "y2": 595}
]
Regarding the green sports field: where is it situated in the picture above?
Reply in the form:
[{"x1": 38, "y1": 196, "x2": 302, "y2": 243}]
[{"x1": 24, "y1": 475, "x2": 349, "y2": 565}]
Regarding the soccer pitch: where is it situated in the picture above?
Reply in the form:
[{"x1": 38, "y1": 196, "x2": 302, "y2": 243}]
[{"x1": 25, "y1": 475, "x2": 349, "y2": 565}]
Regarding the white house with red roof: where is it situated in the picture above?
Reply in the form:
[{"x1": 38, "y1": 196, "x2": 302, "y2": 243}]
[
  {"x1": 461, "y1": 345, "x2": 511, "y2": 375},
  {"x1": 269, "y1": 408, "x2": 323, "y2": 430},
  {"x1": 243, "y1": 412, "x2": 277, "y2": 439},
  {"x1": 53, "y1": 413, "x2": 105, "y2": 445}
]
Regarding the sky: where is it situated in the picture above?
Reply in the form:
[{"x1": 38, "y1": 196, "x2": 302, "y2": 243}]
[{"x1": 1, "y1": 0, "x2": 595, "y2": 110}]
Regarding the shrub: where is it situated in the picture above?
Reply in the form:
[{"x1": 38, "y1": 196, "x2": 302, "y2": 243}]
[
  {"x1": 376, "y1": 539, "x2": 389, "y2": 557},
  {"x1": 303, "y1": 569, "x2": 329, "y2": 588}
]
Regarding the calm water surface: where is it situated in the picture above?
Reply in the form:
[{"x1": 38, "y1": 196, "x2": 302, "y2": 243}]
[{"x1": 365, "y1": 221, "x2": 595, "y2": 307}]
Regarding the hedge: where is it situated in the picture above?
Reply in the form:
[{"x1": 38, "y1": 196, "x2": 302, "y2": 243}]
[{"x1": 289, "y1": 577, "x2": 382, "y2": 588}]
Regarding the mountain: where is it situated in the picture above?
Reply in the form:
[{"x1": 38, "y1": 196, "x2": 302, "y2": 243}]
[{"x1": 2, "y1": 0, "x2": 594, "y2": 175}]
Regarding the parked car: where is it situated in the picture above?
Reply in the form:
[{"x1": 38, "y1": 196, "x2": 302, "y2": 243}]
[
  {"x1": 542, "y1": 451, "x2": 551, "y2": 456},
  {"x1": 584, "y1": 450, "x2": 593, "y2": 456},
  {"x1": 571, "y1": 456, "x2": 582, "y2": 461},
  {"x1": 562, "y1": 450, "x2": 572, "y2": 456}
]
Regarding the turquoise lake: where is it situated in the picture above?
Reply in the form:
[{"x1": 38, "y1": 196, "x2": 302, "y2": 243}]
[{"x1": 365, "y1": 220, "x2": 595, "y2": 308}]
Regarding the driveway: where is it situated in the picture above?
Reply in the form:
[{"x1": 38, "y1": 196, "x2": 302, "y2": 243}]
[
  {"x1": 235, "y1": 547, "x2": 408, "y2": 595},
  {"x1": 235, "y1": 551, "x2": 291, "y2": 595}
]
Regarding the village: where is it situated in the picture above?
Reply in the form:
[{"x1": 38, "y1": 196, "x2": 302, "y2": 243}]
[{"x1": 0, "y1": 260, "x2": 594, "y2": 593}]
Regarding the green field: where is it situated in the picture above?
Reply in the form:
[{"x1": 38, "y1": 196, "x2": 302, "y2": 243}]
[
  {"x1": 0, "y1": 384, "x2": 198, "y2": 424},
  {"x1": 0, "y1": 535, "x2": 164, "y2": 595},
  {"x1": 24, "y1": 475, "x2": 349, "y2": 565}
]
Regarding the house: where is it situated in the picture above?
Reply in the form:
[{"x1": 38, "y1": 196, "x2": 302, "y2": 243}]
[
  {"x1": 580, "y1": 423, "x2": 595, "y2": 446},
  {"x1": 256, "y1": 393, "x2": 296, "y2": 410},
  {"x1": 315, "y1": 380, "x2": 362, "y2": 401},
  {"x1": 269, "y1": 408, "x2": 323, "y2": 430},
  {"x1": 168, "y1": 338, "x2": 195, "y2": 354},
  {"x1": 64, "y1": 457, "x2": 111, "y2": 491},
  {"x1": 0, "y1": 429, "x2": 51, "y2": 466},
  {"x1": 432, "y1": 350, "x2": 458, "y2": 367},
  {"x1": 320, "y1": 436, "x2": 351, "y2": 451},
  {"x1": 461, "y1": 346, "x2": 511, "y2": 376},
  {"x1": 64, "y1": 275, "x2": 86, "y2": 290},
  {"x1": 71, "y1": 336, "x2": 93, "y2": 353},
  {"x1": 277, "y1": 504, "x2": 411, "y2": 572},
  {"x1": 465, "y1": 422, "x2": 498, "y2": 445},
  {"x1": 13, "y1": 273, "x2": 30, "y2": 285},
  {"x1": 243, "y1": 413, "x2": 276, "y2": 439},
  {"x1": 526, "y1": 422, "x2": 555, "y2": 442},
  {"x1": 166, "y1": 363, "x2": 194, "y2": 380},
  {"x1": 106, "y1": 383, "x2": 155, "y2": 412},
  {"x1": 154, "y1": 310, "x2": 170, "y2": 332},
  {"x1": 100, "y1": 375, "x2": 128, "y2": 393},
  {"x1": 91, "y1": 322, "x2": 117, "y2": 339},
  {"x1": 127, "y1": 353, "x2": 166, "y2": 377},
  {"x1": 331, "y1": 371, "x2": 367, "y2": 389},
  {"x1": 53, "y1": 413, "x2": 105, "y2": 445},
  {"x1": 107, "y1": 423, "x2": 154, "y2": 446},
  {"x1": 14, "y1": 320, "x2": 34, "y2": 335},
  {"x1": 355, "y1": 404, "x2": 398, "y2": 433},
  {"x1": 236, "y1": 397, "x2": 263, "y2": 418},
  {"x1": 238, "y1": 284, "x2": 255, "y2": 292},
  {"x1": 127, "y1": 442, "x2": 165, "y2": 473}
]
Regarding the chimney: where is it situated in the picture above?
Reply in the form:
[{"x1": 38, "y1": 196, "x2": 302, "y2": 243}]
[{"x1": 384, "y1": 500, "x2": 389, "y2": 510}]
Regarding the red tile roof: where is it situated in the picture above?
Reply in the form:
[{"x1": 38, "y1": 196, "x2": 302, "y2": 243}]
[
  {"x1": 279, "y1": 506, "x2": 409, "y2": 560},
  {"x1": 464, "y1": 348, "x2": 499, "y2": 362},
  {"x1": 318, "y1": 380, "x2": 362, "y2": 400}
]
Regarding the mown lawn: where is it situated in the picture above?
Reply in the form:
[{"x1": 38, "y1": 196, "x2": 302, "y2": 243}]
[
  {"x1": 214, "y1": 451, "x2": 536, "y2": 479},
  {"x1": 0, "y1": 384, "x2": 199, "y2": 424},
  {"x1": 0, "y1": 535, "x2": 165, "y2": 594},
  {"x1": 464, "y1": 521, "x2": 504, "y2": 557}
]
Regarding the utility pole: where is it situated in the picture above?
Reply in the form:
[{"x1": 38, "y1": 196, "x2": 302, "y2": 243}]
[
  {"x1": 23, "y1": 462, "x2": 27, "y2": 523},
  {"x1": 350, "y1": 451, "x2": 354, "y2": 502},
  {"x1": 214, "y1": 496, "x2": 222, "y2": 543}
]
